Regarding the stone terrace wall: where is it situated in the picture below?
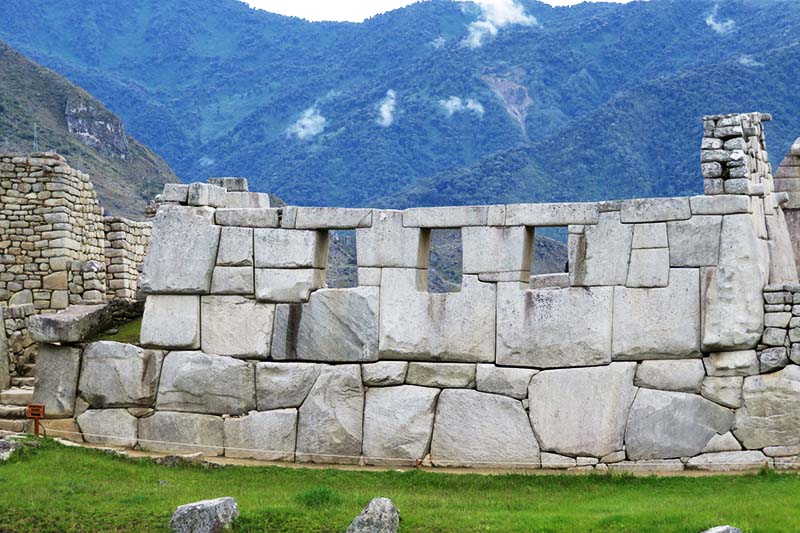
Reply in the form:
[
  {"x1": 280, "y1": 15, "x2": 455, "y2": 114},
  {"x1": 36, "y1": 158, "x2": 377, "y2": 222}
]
[
  {"x1": 103, "y1": 217, "x2": 151, "y2": 301},
  {"x1": 0, "y1": 153, "x2": 152, "y2": 377},
  {"x1": 32, "y1": 113, "x2": 800, "y2": 471}
]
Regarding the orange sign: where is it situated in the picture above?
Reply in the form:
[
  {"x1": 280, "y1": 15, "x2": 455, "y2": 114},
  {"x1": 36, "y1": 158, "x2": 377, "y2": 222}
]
[{"x1": 27, "y1": 404, "x2": 45, "y2": 419}]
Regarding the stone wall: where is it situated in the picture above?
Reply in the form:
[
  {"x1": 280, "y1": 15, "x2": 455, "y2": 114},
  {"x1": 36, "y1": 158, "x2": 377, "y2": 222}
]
[
  {"x1": 30, "y1": 113, "x2": 800, "y2": 471},
  {"x1": 0, "y1": 153, "x2": 152, "y2": 377}
]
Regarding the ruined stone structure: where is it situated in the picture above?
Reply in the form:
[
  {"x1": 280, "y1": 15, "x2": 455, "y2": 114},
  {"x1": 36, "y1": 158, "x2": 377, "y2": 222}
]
[{"x1": 24, "y1": 113, "x2": 800, "y2": 471}]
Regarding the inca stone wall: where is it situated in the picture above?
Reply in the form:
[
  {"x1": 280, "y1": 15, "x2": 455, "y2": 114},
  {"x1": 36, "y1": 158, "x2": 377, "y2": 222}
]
[
  {"x1": 29, "y1": 113, "x2": 800, "y2": 471},
  {"x1": 0, "y1": 153, "x2": 152, "y2": 377}
]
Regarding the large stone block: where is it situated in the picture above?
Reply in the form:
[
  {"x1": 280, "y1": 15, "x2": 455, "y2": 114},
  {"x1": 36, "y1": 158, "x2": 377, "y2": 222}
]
[
  {"x1": 254, "y1": 268, "x2": 324, "y2": 303},
  {"x1": 0, "y1": 324, "x2": 8, "y2": 391},
  {"x1": 405, "y1": 362, "x2": 476, "y2": 388},
  {"x1": 462, "y1": 226, "x2": 532, "y2": 274},
  {"x1": 140, "y1": 206, "x2": 220, "y2": 293},
  {"x1": 620, "y1": 198, "x2": 691, "y2": 223},
  {"x1": 201, "y1": 296, "x2": 273, "y2": 358},
  {"x1": 402, "y1": 206, "x2": 488, "y2": 227},
  {"x1": 140, "y1": 295, "x2": 200, "y2": 349},
  {"x1": 139, "y1": 411, "x2": 224, "y2": 456},
  {"x1": 294, "y1": 207, "x2": 372, "y2": 229},
  {"x1": 156, "y1": 351, "x2": 255, "y2": 415},
  {"x1": 733, "y1": 366, "x2": 800, "y2": 449},
  {"x1": 361, "y1": 362, "x2": 408, "y2": 386},
  {"x1": 215, "y1": 208, "x2": 280, "y2": 228},
  {"x1": 503, "y1": 202, "x2": 600, "y2": 226},
  {"x1": 624, "y1": 389, "x2": 733, "y2": 460},
  {"x1": 685, "y1": 451, "x2": 769, "y2": 472},
  {"x1": 253, "y1": 228, "x2": 327, "y2": 268},
  {"x1": 32, "y1": 344, "x2": 81, "y2": 417},
  {"x1": 667, "y1": 215, "x2": 721, "y2": 267},
  {"x1": 570, "y1": 211, "x2": 633, "y2": 286},
  {"x1": 379, "y1": 269, "x2": 495, "y2": 362},
  {"x1": 702, "y1": 214, "x2": 766, "y2": 351},
  {"x1": 631, "y1": 223, "x2": 667, "y2": 249},
  {"x1": 28, "y1": 304, "x2": 112, "y2": 343},
  {"x1": 496, "y1": 284, "x2": 612, "y2": 368},
  {"x1": 271, "y1": 287, "x2": 379, "y2": 362},
  {"x1": 704, "y1": 350, "x2": 759, "y2": 377},
  {"x1": 77, "y1": 409, "x2": 138, "y2": 447},
  {"x1": 356, "y1": 210, "x2": 427, "y2": 268},
  {"x1": 255, "y1": 362, "x2": 321, "y2": 410},
  {"x1": 362, "y1": 386, "x2": 439, "y2": 466},
  {"x1": 210, "y1": 266, "x2": 254, "y2": 295},
  {"x1": 689, "y1": 195, "x2": 751, "y2": 215},
  {"x1": 296, "y1": 365, "x2": 363, "y2": 464},
  {"x1": 224, "y1": 409, "x2": 297, "y2": 461},
  {"x1": 528, "y1": 363, "x2": 637, "y2": 457},
  {"x1": 634, "y1": 360, "x2": 705, "y2": 393},
  {"x1": 766, "y1": 209, "x2": 799, "y2": 285},
  {"x1": 430, "y1": 389, "x2": 539, "y2": 468},
  {"x1": 476, "y1": 365, "x2": 537, "y2": 399},
  {"x1": 626, "y1": 248, "x2": 669, "y2": 288},
  {"x1": 216, "y1": 227, "x2": 253, "y2": 266},
  {"x1": 701, "y1": 376, "x2": 743, "y2": 408},
  {"x1": 79, "y1": 341, "x2": 164, "y2": 407},
  {"x1": 612, "y1": 268, "x2": 700, "y2": 359}
]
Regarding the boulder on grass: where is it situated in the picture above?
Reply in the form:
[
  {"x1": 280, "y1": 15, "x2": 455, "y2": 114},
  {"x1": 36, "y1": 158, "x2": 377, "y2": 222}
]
[
  {"x1": 346, "y1": 497, "x2": 400, "y2": 533},
  {"x1": 169, "y1": 497, "x2": 239, "y2": 533}
]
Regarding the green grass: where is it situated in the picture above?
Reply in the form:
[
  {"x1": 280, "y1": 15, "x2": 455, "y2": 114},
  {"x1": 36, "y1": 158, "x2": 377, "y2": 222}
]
[
  {"x1": 91, "y1": 318, "x2": 142, "y2": 345},
  {"x1": 2, "y1": 439, "x2": 800, "y2": 532}
]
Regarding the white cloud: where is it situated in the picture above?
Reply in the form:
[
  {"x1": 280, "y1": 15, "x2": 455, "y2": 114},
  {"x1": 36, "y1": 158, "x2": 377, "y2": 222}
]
[
  {"x1": 287, "y1": 106, "x2": 326, "y2": 139},
  {"x1": 705, "y1": 4, "x2": 735, "y2": 34},
  {"x1": 738, "y1": 55, "x2": 764, "y2": 68},
  {"x1": 198, "y1": 156, "x2": 215, "y2": 167},
  {"x1": 440, "y1": 96, "x2": 485, "y2": 117},
  {"x1": 431, "y1": 36, "x2": 446, "y2": 49},
  {"x1": 377, "y1": 90, "x2": 397, "y2": 127},
  {"x1": 461, "y1": 0, "x2": 538, "y2": 48}
]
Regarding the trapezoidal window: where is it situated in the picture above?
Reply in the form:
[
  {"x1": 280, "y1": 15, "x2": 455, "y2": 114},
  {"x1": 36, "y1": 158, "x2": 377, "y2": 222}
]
[
  {"x1": 427, "y1": 228, "x2": 462, "y2": 293},
  {"x1": 325, "y1": 229, "x2": 358, "y2": 288},
  {"x1": 529, "y1": 226, "x2": 569, "y2": 289}
]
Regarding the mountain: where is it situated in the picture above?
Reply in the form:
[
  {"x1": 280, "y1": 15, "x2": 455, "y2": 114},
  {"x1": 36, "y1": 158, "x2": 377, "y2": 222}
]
[
  {"x1": 1, "y1": 0, "x2": 799, "y2": 209},
  {"x1": 0, "y1": 41, "x2": 177, "y2": 219}
]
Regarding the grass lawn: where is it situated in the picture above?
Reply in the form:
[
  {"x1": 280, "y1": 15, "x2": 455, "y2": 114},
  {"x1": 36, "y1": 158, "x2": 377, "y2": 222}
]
[
  {"x1": 1, "y1": 439, "x2": 799, "y2": 532},
  {"x1": 90, "y1": 318, "x2": 142, "y2": 345}
]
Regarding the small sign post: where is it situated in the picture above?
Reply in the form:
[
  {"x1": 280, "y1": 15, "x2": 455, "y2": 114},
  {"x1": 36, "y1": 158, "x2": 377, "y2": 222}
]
[{"x1": 26, "y1": 404, "x2": 45, "y2": 438}]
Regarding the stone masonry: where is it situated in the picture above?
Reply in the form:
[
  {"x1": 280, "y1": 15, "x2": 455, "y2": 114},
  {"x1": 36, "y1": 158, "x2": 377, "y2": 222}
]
[{"x1": 27, "y1": 113, "x2": 800, "y2": 471}]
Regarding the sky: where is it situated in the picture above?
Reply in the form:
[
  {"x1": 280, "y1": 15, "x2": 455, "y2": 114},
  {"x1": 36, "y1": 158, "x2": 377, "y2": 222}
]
[{"x1": 244, "y1": 0, "x2": 635, "y2": 23}]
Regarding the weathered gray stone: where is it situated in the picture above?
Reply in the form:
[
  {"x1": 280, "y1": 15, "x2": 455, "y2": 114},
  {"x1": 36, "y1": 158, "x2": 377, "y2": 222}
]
[
  {"x1": 703, "y1": 350, "x2": 759, "y2": 377},
  {"x1": 253, "y1": 228, "x2": 327, "y2": 268},
  {"x1": 223, "y1": 191, "x2": 271, "y2": 209},
  {"x1": 496, "y1": 285, "x2": 613, "y2": 368},
  {"x1": 215, "y1": 208, "x2": 280, "y2": 228},
  {"x1": 209, "y1": 176, "x2": 248, "y2": 192},
  {"x1": 346, "y1": 498, "x2": 400, "y2": 533},
  {"x1": 765, "y1": 209, "x2": 799, "y2": 285},
  {"x1": 529, "y1": 273, "x2": 569, "y2": 289},
  {"x1": 296, "y1": 365, "x2": 363, "y2": 464},
  {"x1": 540, "y1": 452, "x2": 576, "y2": 469},
  {"x1": 139, "y1": 411, "x2": 224, "y2": 455},
  {"x1": 760, "y1": 347, "x2": 789, "y2": 373},
  {"x1": 357, "y1": 267, "x2": 382, "y2": 286},
  {"x1": 625, "y1": 389, "x2": 733, "y2": 460},
  {"x1": 28, "y1": 304, "x2": 112, "y2": 343},
  {"x1": 210, "y1": 266, "x2": 254, "y2": 294},
  {"x1": 254, "y1": 268, "x2": 324, "y2": 303},
  {"x1": 216, "y1": 227, "x2": 253, "y2": 266},
  {"x1": 169, "y1": 497, "x2": 239, "y2": 533},
  {"x1": 140, "y1": 295, "x2": 200, "y2": 349},
  {"x1": 528, "y1": 363, "x2": 637, "y2": 457},
  {"x1": 634, "y1": 360, "x2": 705, "y2": 393},
  {"x1": 0, "y1": 324, "x2": 8, "y2": 391},
  {"x1": 626, "y1": 248, "x2": 669, "y2": 287},
  {"x1": 162, "y1": 183, "x2": 188, "y2": 203},
  {"x1": 363, "y1": 386, "x2": 439, "y2": 466},
  {"x1": 631, "y1": 223, "x2": 667, "y2": 249},
  {"x1": 763, "y1": 445, "x2": 800, "y2": 457},
  {"x1": 620, "y1": 198, "x2": 691, "y2": 223},
  {"x1": 201, "y1": 296, "x2": 273, "y2": 358},
  {"x1": 79, "y1": 341, "x2": 164, "y2": 407},
  {"x1": 667, "y1": 216, "x2": 721, "y2": 267},
  {"x1": 702, "y1": 214, "x2": 766, "y2": 351},
  {"x1": 293, "y1": 207, "x2": 372, "y2": 229},
  {"x1": 255, "y1": 362, "x2": 320, "y2": 410},
  {"x1": 733, "y1": 366, "x2": 800, "y2": 449},
  {"x1": 270, "y1": 287, "x2": 379, "y2": 362},
  {"x1": 187, "y1": 182, "x2": 226, "y2": 207},
  {"x1": 701, "y1": 432, "x2": 742, "y2": 453},
  {"x1": 689, "y1": 195, "x2": 751, "y2": 215},
  {"x1": 570, "y1": 211, "x2": 632, "y2": 286},
  {"x1": 356, "y1": 210, "x2": 427, "y2": 268},
  {"x1": 32, "y1": 344, "x2": 81, "y2": 417},
  {"x1": 701, "y1": 377, "x2": 743, "y2": 408},
  {"x1": 503, "y1": 202, "x2": 599, "y2": 226},
  {"x1": 612, "y1": 269, "x2": 701, "y2": 359},
  {"x1": 476, "y1": 365, "x2": 537, "y2": 399},
  {"x1": 701, "y1": 527, "x2": 742, "y2": 533},
  {"x1": 763, "y1": 327, "x2": 787, "y2": 346},
  {"x1": 76, "y1": 409, "x2": 138, "y2": 447},
  {"x1": 686, "y1": 451, "x2": 769, "y2": 472},
  {"x1": 431, "y1": 389, "x2": 539, "y2": 468},
  {"x1": 157, "y1": 352, "x2": 255, "y2": 415},
  {"x1": 379, "y1": 269, "x2": 495, "y2": 362},
  {"x1": 140, "y1": 206, "x2": 220, "y2": 293},
  {"x1": 462, "y1": 226, "x2": 532, "y2": 274},
  {"x1": 764, "y1": 312, "x2": 792, "y2": 328},
  {"x1": 361, "y1": 362, "x2": 408, "y2": 386},
  {"x1": 607, "y1": 459, "x2": 685, "y2": 473},
  {"x1": 405, "y1": 362, "x2": 476, "y2": 388},
  {"x1": 223, "y1": 409, "x2": 297, "y2": 461},
  {"x1": 402, "y1": 206, "x2": 488, "y2": 227}
]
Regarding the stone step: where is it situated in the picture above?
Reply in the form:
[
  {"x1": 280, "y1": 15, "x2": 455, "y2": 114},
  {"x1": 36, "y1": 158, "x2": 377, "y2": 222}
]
[
  {"x1": 0, "y1": 404, "x2": 28, "y2": 418},
  {"x1": 0, "y1": 419, "x2": 30, "y2": 433},
  {"x1": 0, "y1": 387, "x2": 34, "y2": 406},
  {"x1": 11, "y1": 377, "x2": 35, "y2": 388}
]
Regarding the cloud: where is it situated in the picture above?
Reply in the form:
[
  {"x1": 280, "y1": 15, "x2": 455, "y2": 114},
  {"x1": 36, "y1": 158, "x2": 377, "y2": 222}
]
[
  {"x1": 440, "y1": 96, "x2": 485, "y2": 117},
  {"x1": 705, "y1": 4, "x2": 734, "y2": 34},
  {"x1": 738, "y1": 55, "x2": 763, "y2": 68},
  {"x1": 287, "y1": 106, "x2": 326, "y2": 140},
  {"x1": 377, "y1": 89, "x2": 397, "y2": 127},
  {"x1": 198, "y1": 156, "x2": 215, "y2": 167},
  {"x1": 462, "y1": 0, "x2": 538, "y2": 48},
  {"x1": 431, "y1": 36, "x2": 446, "y2": 49}
]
